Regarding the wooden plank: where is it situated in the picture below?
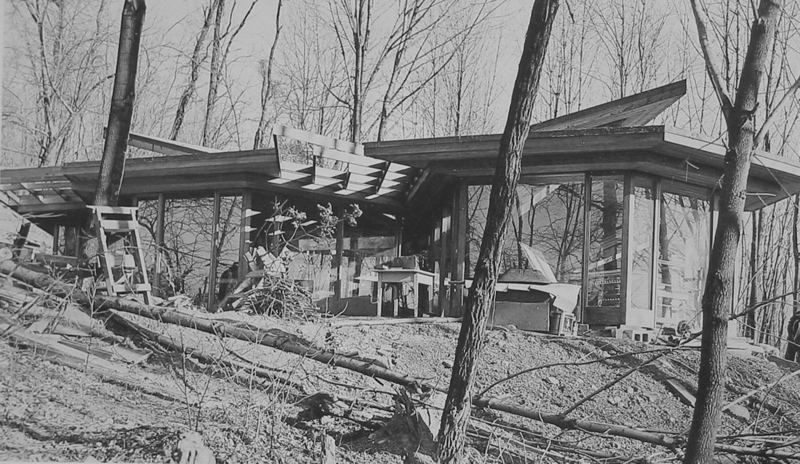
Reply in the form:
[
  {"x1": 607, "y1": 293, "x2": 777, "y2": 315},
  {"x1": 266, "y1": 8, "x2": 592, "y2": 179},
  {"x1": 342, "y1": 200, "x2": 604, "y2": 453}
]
[
  {"x1": 154, "y1": 193, "x2": 166, "y2": 293},
  {"x1": 127, "y1": 130, "x2": 222, "y2": 155},
  {"x1": 451, "y1": 183, "x2": 468, "y2": 316},
  {"x1": 207, "y1": 192, "x2": 221, "y2": 310},
  {"x1": 112, "y1": 283, "x2": 152, "y2": 293},
  {"x1": 530, "y1": 80, "x2": 686, "y2": 131},
  {"x1": 99, "y1": 219, "x2": 138, "y2": 232},
  {"x1": 128, "y1": 208, "x2": 152, "y2": 305},
  {"x1": 89, "y1": 205, "x2": 138, "y2": 215},
  {"x1": 238, "y1": 192, "x2": 252, "y2": 277},
  {"x1": 274, "y1": 124, "x2": 364, "y2": 156}
]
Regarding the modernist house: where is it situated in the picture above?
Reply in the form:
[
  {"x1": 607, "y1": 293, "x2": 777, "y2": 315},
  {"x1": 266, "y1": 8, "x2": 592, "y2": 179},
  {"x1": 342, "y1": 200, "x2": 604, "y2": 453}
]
[{"x1": 3, "y1": 80, "x2": 800, "y2": 330}]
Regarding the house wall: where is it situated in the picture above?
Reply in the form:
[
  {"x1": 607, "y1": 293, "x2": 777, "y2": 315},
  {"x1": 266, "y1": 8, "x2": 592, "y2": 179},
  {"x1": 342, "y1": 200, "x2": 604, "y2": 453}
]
[{"x1": 459, "y1": 171, "x2": 714, "y2": 329}]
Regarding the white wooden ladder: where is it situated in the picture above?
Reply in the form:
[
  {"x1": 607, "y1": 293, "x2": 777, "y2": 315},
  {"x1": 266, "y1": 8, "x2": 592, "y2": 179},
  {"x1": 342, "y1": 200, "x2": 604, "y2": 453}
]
[{"x1": 91, "y1": 206, "x2": 152, "y2": 305}]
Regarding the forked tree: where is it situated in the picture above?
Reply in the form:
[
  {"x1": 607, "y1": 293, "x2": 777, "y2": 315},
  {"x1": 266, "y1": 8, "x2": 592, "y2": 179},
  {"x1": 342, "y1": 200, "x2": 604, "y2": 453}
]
[
  {"x1": 436, "y1": 1, "x2": 560, "y2": 462},
  {"x1": 685, "y1": 0, "x2": 800, "y2": 461}
]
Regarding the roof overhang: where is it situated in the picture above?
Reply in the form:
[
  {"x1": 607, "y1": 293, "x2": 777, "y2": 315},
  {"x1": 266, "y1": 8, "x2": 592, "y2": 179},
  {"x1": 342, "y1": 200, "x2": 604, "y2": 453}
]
[{"x1": 366, "y1": 125, "x2": 800, "y2": 210}]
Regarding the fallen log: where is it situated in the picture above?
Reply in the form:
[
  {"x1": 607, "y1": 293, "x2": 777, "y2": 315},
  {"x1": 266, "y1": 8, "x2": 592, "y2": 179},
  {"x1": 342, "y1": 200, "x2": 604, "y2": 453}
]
[
  {"x1": 327, "y1": 317, "x2": 462, "y2": 327},
  {"x1": 1, "y1": 260, "x2": 431, "y2": 392},
  {"x1": 107, "y1": 309, "x2": 309, "y2": 394},
  {"x1": 0, "y1": 320, "x2": 183, "y2": 403},
  {"x1": 4, "y1": 260, "x2": 797, "y2": 458}
]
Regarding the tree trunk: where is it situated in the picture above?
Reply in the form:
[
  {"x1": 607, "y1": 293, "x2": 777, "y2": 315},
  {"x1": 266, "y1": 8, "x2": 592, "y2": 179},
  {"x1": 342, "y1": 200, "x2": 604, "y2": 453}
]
[
  {"x1": 253, "y1": 0, "x2": 283, "y2": 149},
  {"x1": 745, "y1": 211, "x2": 761, "y2": 339},
  {"x1": 94, "y1": 0, "x2": 146, "y2": 206},
  {"x1": 201, "y1": 0, "x2": 225, "y2": 148},
  {"x1": 436, "y1": 1, "x2": 559, "y2": 462},
  {"x1": 171, "y1": 0, "x2": 218, "y2": 141},
  {"x1": 684, "y1": 1, "x2": 780, "y2": 462}
]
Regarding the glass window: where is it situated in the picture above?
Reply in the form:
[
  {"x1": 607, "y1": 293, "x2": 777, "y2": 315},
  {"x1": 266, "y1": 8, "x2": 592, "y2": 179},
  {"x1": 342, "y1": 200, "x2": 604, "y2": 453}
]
[
  {"x1": 630, "y1": 178, "x2": 655, "y2": 312},
  {"x1": 657, "y1": 189, "x2": 710, "y2": 324},
  {"x1": 586, "y1": 176, "x2": 624, "y2": 315},
  {"x1": 467, "y1": 180, "x2": 585, "y2": 285}
]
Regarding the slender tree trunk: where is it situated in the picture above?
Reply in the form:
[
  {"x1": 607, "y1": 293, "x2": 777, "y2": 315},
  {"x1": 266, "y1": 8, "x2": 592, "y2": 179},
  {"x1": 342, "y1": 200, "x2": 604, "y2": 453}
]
[
  {"x1": 746, "y1": 211, "x2": 761, "y2": 339},
  {"x1": 171, "y1": 0, "x2": 218, "y2": 141},
  {"x1": 253, "y1": 0, "x2": 283, "y2": 149},
  {"x1": 201, "y1": 0, "x2": 225, "y2": 147},
  {"x1": 436, "y1": 1, "x2": 559, "y2": 462},
  {"x1": 684, "y1": 1, "x2": 780, "y2": 462},
  {"x1": 94, "y1": 0, "x2": 146, "y2": 206}
]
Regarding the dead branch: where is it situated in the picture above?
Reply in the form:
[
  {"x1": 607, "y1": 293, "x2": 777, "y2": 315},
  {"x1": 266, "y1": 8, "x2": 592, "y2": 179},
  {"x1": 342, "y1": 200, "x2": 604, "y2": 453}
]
[{"x1": 4, "y1": 259, "x2": 797, "y2": 458}]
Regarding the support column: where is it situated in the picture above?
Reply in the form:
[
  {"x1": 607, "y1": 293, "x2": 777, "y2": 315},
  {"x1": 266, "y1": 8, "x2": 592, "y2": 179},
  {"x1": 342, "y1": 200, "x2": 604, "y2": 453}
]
[
  {"x1": 154, "y1": 193, "x2": 166, "y2": 294},
  {"x1": 334, "y1": 207, "x2": 345, "y2": 300},
  {"x1": 438, "y1": 199, "x2": 452, "y2": 316},
  {"x1": 207, "y1": 192, "x2": 221, "y2": 310},
  {"x1": 450, "y1": 183, "x2": 468, "y2": 316},
  {"x1": 238, "y1": 192, "x2": 253, "y2": 277},
  {"x1": 52, "y1": 225, "x2": 61, "y2": 255}
]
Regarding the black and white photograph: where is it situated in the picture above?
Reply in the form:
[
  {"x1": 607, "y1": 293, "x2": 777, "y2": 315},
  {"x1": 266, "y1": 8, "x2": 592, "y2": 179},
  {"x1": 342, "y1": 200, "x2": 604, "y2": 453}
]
[{"x1": 1, "y1": 0, "x2": 799, "y2": 462}]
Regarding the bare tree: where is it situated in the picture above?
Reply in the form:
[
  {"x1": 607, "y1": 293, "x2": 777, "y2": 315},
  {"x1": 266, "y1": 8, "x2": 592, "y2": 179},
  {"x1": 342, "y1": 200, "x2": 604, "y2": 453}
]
[
  {"x1": 436, "y1": 1, "x2": 559, "y2": 462},
  {"x1": 170, "y1": 0, "x2": 219, "y2": 141},
  {"x1": 685, "y1": 0, "x2": 800, "y2": 461},
  {"x1": 5, "y1": 0, "x2": 113, "y2": 167},
  {"x1": 253, "y1": 0, "x2": 284, "y2": 149},
  {"x1": 200, "y1": 0, "x2": 259, "y2": 148},
  {"x1": 94, "y1": 0, "x2": 146, "y2": 206}
]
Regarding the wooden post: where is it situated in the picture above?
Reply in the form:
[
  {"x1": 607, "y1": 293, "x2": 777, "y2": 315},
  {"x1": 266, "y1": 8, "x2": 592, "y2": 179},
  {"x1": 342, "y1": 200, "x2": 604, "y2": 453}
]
[
  {"x1": 621, "y1": 174, "x2": 632, "y2": 326},
  {"x1": 334, "y1": 207, "x2": 345, "y2": 300},
  {"x1": 432, "y1": 217, "x2": 442, "y2": 315},
  {"x1": 207, "y1": 192, "x2": 221, "y2": 310},
  {"x1": 651, "y1": 179, "x2": 662, "y2": 327},
  {"x1": 450, "y1": 183, "x2": 468, "y2": 316},
  {"x1": 580, "y1": 174, "x2": 592, "y2": 324},
  {"x1": 154, "y1": 193, "x2": 165, "y2": 293},
  {"x1": 52, "y1": 225, "x2": 61, "y2": 255},
  {"x1": 239, "y1": 192, "x2": 252, "y2": 277}
]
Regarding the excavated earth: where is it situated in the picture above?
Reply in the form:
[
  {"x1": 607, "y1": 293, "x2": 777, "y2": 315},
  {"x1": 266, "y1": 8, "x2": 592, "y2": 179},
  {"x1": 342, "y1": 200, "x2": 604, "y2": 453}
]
[{"x1": 1, "y1": 278, "x2": 799, "y2": 463}]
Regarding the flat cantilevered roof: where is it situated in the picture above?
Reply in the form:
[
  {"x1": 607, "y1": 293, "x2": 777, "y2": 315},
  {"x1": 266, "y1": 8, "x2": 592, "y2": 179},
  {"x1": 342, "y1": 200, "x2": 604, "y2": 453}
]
[
  {"x1": 0, "y1": 130, "x2": 419, "y2": 214},
  {"x1": 365, "y1": 125, "x2": 800, "y2": 210},
  {"x1": 3, "y1": 81, "x2": 800, "y2": 214}
]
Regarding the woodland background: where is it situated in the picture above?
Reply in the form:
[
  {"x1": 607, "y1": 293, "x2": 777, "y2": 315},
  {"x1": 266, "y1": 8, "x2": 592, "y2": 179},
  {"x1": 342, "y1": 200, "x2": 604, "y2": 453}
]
[{"x1": 2, "y1": 0, "x2": 800, "y2": 348}]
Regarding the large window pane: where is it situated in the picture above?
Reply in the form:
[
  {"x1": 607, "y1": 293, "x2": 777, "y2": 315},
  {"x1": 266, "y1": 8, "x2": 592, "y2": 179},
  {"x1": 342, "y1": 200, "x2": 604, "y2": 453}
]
[
  {"x1": 657, "y1": 189, "x2": 710, "y2": 324},
  {"x1": 586, "y1": 176, "x2": 624, "y2": 322},
  {"x1": 630, "y1": 179, "x2": 655, "y2": 312},
  {"x1": 467, "y1": 180, "x2": 584, "y2": 285}
]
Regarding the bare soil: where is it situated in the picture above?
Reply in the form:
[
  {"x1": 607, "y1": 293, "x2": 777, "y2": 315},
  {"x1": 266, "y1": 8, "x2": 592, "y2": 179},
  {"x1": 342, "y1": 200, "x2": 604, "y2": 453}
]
[{"x1": 2, "y1": 284, "x2": 799, "y2": 463}]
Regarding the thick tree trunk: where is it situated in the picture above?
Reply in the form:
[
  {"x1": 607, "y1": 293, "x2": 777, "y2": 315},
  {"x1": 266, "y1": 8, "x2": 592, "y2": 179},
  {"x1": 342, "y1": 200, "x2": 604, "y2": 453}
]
[
  {"x1": 436, "y1": 1, "x2": 559, "y2": 462},
  {"x1": 684, "y1": 1, "x2": 780, "y2": 462},
  {"x1": 94, "y1": 0, "x2": 146, "y2": 206}
]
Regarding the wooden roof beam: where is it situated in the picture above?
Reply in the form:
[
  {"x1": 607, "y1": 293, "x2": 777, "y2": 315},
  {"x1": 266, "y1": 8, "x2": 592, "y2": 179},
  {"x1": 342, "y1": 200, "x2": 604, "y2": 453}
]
[
  {"x1": 127, "y1": 130, "x2": 222, "y2": 155},
  {"x1": 273, "y1": 124, "x2": 364, "y2": 156},
  {"x1": 530, "y1": 80, "x2": 687, "y2": 131}
]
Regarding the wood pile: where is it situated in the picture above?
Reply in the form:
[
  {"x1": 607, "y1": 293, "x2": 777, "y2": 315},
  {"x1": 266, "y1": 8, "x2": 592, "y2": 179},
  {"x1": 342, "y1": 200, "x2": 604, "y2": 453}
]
[{"x1": 225, "y1": 274, "x2": 317, "y2": 319}]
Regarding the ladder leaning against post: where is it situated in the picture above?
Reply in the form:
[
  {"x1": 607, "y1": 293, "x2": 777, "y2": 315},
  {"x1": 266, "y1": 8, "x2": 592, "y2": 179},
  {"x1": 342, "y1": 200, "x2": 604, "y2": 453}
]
[{"x1": 90, "y1": 205, "x2": 152, "y2": 305}]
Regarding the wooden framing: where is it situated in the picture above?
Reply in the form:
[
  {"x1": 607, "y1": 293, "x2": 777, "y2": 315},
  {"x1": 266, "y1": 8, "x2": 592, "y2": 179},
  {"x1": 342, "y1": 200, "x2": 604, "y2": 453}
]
[
  {"x1": 529, "y1": 80, "x2": 686, "y2": 131},
  {"x1": 153, "y1": 193, "x2": 166, "y2": 293},
  {"x1": 238, "y1": 191, "x2": 253, "y2": 277},
  {"x1": 207, "y1": 192, "x2": 221, "y2": 310}
]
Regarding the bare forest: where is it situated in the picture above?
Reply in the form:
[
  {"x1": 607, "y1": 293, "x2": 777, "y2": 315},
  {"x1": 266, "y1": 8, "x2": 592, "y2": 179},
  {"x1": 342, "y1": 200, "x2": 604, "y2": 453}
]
[{"x1": 2, "y1": 0, "x2": 800, "y2": 462}]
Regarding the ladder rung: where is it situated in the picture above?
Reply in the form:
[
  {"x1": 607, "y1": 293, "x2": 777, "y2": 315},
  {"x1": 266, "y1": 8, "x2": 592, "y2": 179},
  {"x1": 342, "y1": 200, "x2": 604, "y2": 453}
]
[
  {"x1": 89, "y1": 205, "x2": 138, "y2": 215},
  {"x1": 100, "y1": 219, "x2": 138, "y2": 231},
  {"x1": 113, "y1": 283, "x2": 151, "y2": 294}
]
